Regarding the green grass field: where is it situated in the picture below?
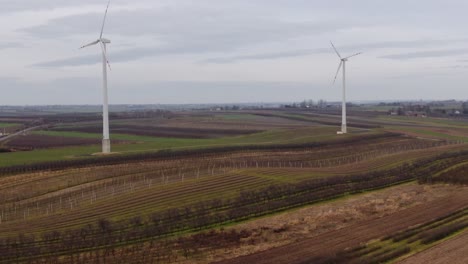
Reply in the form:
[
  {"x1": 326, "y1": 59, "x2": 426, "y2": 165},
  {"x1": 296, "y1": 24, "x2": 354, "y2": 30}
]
[
  {"x1": 0, "y1": 123, "x2": 19, "y2": 128},
  {"x1": 217, "y1": 113, "x2": 259, "y2": 120}
]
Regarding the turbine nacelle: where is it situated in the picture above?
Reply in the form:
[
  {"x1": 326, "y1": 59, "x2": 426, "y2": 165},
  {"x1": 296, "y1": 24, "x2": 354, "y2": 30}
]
[
  {"x1": 331, "y1": 42, "x2": 361, "y2": 85},
  {"x1": 80, "y1": 38, "x2": 111, "y2": 49}
]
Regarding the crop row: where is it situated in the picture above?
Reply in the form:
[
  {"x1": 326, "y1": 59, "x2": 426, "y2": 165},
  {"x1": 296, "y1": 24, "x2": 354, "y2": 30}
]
[
  {"x1": 1, "y1": 150, "x2": 467, "y2": 262},
  {"x1": 0, "y1": 132, "x2": 405, "y2": 175},
  {"x1": 0, "y1": 137, "x2": 450, "y2": 223},
  {"x1": 309, "y1": 208, "x2": 468, "y2": 264},
  {"x1": 0, "y1": 135, "x2": 446, "y2": 200},
  {"x1": 0, "y1": 173, "x2": 272, "y2": 234},
  {"x1": 432, "y1": 163, "x2": 468, "y2": 185}
]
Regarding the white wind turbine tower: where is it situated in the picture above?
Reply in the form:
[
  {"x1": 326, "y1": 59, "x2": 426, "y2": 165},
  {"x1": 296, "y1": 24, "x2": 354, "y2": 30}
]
[
  {"x1": 331, "y1": 41, "x2": 361, "y2": 134},
  {"x1": 81, "y1": 0, "x2": 113, "y2": 154}
]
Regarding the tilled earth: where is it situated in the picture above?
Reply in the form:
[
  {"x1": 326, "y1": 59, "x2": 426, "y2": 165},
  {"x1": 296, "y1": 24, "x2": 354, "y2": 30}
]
[
  {"x1": 397, "y1": 230, "x2": 468, "y2": 264},
  {"x1": 213, "y1": 186, "x2": 468, "y2": 264}
]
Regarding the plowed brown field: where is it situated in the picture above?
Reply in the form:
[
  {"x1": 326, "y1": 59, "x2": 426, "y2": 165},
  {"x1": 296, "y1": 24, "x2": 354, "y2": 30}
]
[
  {"x1": 215, "y1": 192, "x2": 468, "y2": 264},
  {"x1": 397, "y1": 230, "x2": 468, "y2": 264}
]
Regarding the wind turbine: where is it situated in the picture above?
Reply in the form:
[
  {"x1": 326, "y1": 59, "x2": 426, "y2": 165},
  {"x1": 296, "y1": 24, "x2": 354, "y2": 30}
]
[
  {"x1": 331, "y1": 41, "x2": 361, "y2": 134},
  {"x1": 81, "y1": 0, "x2": 112, "y2": 154}
]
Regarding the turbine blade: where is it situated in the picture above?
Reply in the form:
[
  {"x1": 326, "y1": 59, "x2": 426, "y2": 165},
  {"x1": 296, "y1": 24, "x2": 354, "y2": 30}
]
[
  {"x1": 344, "y1": 52, "x2": 362, "y2": 59},
  {"x1": 330, "y1": 41, "x2": 342, "y2": 59},
  {"x1": 332, "y1": 61, "x2": 343, "y2": 85},
  {"x1": 100, "y1": 0, "x2": 111, "y2": 39},
  {"x1": 80, "y1": 40, "x2": 99, "y2": 49},
  {"x1": 100, "y1": 42, "x2": 112, "y2": 71}
]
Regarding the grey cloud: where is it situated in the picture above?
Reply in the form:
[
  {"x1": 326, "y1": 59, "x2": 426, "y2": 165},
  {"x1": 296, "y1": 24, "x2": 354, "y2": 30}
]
[
  {"x1": 380, "y1": 49, "x2": 468, "y2": 60},
  {"x1": 4, "y1": 0, "x2": 468, "y2": 104},
  {"x1": 202, "y1": 49, "x2": 328, "y2": 64},
  {"x1": 444, "y1": 65, "x2": 468, "y2": 69},
  {"x1": 0, "y1": 43, "x2": 23, "y2": 50},
  {"x1": 32, "y1": 54, "x2": 100, "y2": 68},
  {"x1": 352, "y1": 39, "x2": 468, "y2": 51},
  {"x1": 385, "y1": 71, "x2": 461, "y2": 79},
  {"x1": 28, "y1": 5, "x2": 350, "y2": 67},
  {"x1": 31, "y1": 47, "x2": 161, "y2": 67},
  {"x1": 21, "y1": 6, "x2": 332, "y2": 36},
  {"x1": 0, "y1": 77, "x2": 322, "y2": 105},
  {"x1": 20, "y1": 4, "x2": 347, "y2": 48},
  {"x1": 34, "y1": 38, "x2": 468, "y2": 67},
  {"x1": 33, "y1": 44, "x2": 231, "y2": 67},
  {"x1": 0, "y1": 77, "x2": 101, "y2": 105},
  {"x1": 31, "y1": 2, "x2": 468, "y2": 66},
  {"x1": 0, "y1": 0, "x2": 109, "y2": 14},
  {"x1": 203, "y1": 39, "x2": 468, "y2": 64}
]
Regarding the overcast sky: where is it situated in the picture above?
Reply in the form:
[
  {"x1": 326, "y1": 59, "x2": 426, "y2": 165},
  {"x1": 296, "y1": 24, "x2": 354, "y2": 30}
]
[{"x1": 1, "y1": 0, "x2": 468, "y2": 105}]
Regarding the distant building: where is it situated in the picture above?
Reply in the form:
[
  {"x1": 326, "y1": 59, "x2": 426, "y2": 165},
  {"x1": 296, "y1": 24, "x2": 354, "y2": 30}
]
[{"x1": 405, "y1": 111, "x2": 426, "y2": 117}]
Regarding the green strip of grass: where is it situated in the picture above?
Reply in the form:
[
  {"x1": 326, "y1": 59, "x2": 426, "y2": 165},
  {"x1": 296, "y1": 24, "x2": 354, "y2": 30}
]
[
  {"x1": 0, "y1": 123, "x2": 19, "y2": 128},
  {"x1": 217, "y1": 114, "x2": 258, "y2": 120}
]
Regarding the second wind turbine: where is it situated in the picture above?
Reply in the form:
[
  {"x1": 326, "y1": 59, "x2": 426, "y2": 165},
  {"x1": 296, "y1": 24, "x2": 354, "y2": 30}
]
[
  {"x1": 331, "y1": 42, "x2": 361, "y2": 134},
  {"x1": 81, "y1": 0, "x2": 112, "y2": 154}
]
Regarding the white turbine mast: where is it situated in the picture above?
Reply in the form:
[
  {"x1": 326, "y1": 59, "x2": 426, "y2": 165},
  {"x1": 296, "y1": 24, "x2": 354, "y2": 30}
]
[
  {"x1": 81, "y1": 0, "x2": 112, "y2": 154},
  {"x1": 331, "y1": 41, "x2": 361, "y2": 135}
]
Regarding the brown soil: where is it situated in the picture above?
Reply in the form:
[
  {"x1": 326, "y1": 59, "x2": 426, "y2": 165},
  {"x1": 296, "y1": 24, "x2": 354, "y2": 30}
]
[
  {"x1": 397, "y1": 230, "x2": 468, "y2": 264},
  {"x1": 5, "y1": 134, "x2": 101, "y2": 149},
  {"x1": 212, "y1": 184, "x2": 468, "y2": 264},
  {"x1": 387, "y1": 127, "x2": 468, "y2": 141}
]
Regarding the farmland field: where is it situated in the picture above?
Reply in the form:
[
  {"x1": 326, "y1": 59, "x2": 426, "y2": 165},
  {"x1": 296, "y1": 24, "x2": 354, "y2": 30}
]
[
  {"x1": 216, "y1": 188, "x2": 468, "y2": 264},
  {"x1": 0, "y1": 108, "x2": 467, "y2": 263},
  {"x1": 4, "y1": 134, "x2": 104, "y2": 149},
  {"x1": 397, "y1": 230, "x2": 468, "y2": 264},
  {"x1": 0, "y1": 123, "x2": 19, "y2": 128}
]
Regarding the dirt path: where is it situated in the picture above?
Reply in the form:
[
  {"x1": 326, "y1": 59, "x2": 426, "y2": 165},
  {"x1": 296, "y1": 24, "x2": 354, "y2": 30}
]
[
  {"x1": 397, "y1": 230, "x2": 468, "y2": 264},
  {"x1": 215, "y1": 191, "x2": 468, "y2": 264}
]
